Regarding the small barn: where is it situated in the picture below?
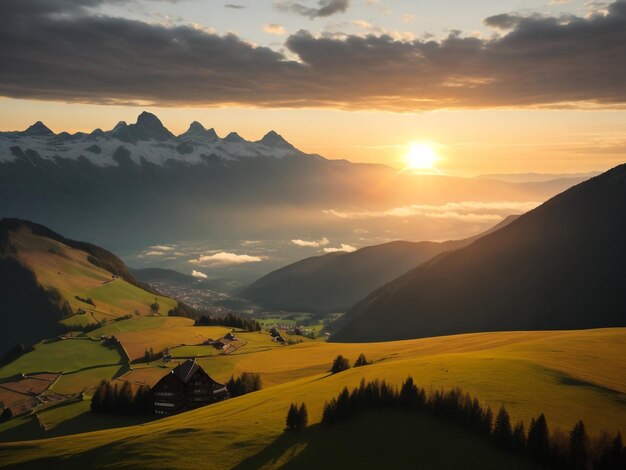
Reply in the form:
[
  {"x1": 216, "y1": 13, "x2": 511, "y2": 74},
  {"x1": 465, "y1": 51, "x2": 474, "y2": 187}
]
[{"x1": 152, "y1": 358, "x2": 229, "y2": 416}]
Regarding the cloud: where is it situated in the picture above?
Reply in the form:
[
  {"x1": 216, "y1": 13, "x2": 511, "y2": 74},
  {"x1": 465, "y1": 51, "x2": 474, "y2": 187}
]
[
  {"x1": 291, "y1": 237, "x2": 330, "y2": 247},
  {"x1": 191, "y1": 269, "x2": 208, "y2": 279},
  {"x1": 324, "y1": 201, "x2": 541, "y2": 220},
  {"x1": 483, "y1": 13, "x2": 524, "y2": 30},
  {"x1": 324, "y1": 244, "x2": 357, "y2": 253},
  {"x1": 275, "y1": 0, "x2": 350, "y2": 19},
  {"x1": 264, "y1": 23, "x2": 287, "y2": 35},
  {"x1": 188, "y1": 252, "x2": 265, "y2": 265},
  {"x1": 351, "y1": 19, "x2": 415, "y2": 40},
  {"x1": 149, "y1": 245, "x2": 175, "y2": 251},
  {"x1": 1, "y1": 0, "x2": 625, "y2": 110},
  {"x1": 144, "y1": 250, "x2": 166, "y2": 256}
]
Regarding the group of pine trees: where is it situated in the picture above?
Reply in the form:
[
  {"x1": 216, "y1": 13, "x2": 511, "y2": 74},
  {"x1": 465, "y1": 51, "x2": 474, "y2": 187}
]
[
  {"x1": 226, "y1": 372, "x2": 262, "y2": 398},
  {"x1": 90, "y1": 380, "x2": 153, "y2": 415},
  {"x1": 330, "y1": 353, "x2": 370, "y2": 374},
  {"x1": 143, "y1": 347, "x2": 163, "y2": 362},
  {"x1": 194, "y1": 313, "x2": 261, "y2": 331},
  {"x1": 285, "y1": 403, "x2": 308, "y2": 432},
  {"x1": 320, "y1": 377, "x2": 625, "y2": 470}
]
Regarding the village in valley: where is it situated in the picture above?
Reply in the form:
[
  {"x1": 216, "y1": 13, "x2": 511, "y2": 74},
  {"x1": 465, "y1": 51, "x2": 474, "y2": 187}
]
[{"x1": 0, "y1": 312, "x2": 325, "y2": 425}]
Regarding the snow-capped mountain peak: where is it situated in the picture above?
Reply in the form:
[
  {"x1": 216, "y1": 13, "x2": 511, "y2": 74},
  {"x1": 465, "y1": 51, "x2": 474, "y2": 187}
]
[
  {"x1": 24, "y1": 121, "x2": 54, "y2": 137},
  {"x1": 0, "y1": 112, "x2": 308, "y2": 167}
]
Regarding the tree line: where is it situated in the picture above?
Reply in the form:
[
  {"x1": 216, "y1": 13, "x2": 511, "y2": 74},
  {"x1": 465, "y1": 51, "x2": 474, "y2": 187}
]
[
  {"x1": 226, "y1": 372, "x2": 263, "y2": 397},
  {"x1": 194, "y1": 313, "x2": 261, "y2": 331},
  {"x1": 90, "y1": 380, "x2": 153, "y2": 415},
  {"x1": 319, "y1": 377, "x2": 624, "y2": 470}
]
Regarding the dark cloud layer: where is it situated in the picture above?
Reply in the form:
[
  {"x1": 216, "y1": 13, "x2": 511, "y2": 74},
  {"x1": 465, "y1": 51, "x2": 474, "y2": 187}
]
[
  {"x1": 275, "y1": 0, "x2": 350, "y2": 19},
  {"x1": 1, "y1": 0, "x2": 625, "y2": 110}
]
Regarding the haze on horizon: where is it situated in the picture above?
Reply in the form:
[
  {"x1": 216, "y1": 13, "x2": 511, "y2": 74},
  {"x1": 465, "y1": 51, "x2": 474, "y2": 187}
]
[{"x1": 1, "y1": 0, "x2": 625, "y2": 176}]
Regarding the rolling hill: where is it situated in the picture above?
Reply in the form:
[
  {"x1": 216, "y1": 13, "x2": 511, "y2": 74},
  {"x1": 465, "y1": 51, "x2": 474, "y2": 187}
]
[
  {"x1": 331, "y1": 163, "x2": 626, "y2": 343},
  {"x1": 0, "y1": 327, "x2": 624, "y2": 468},
  {"x1": 0, "y1": 219, "x2": 178, "y2": 355},
  {"x1": 240, "y1": 216, "x2": 518, "y2": 313}
]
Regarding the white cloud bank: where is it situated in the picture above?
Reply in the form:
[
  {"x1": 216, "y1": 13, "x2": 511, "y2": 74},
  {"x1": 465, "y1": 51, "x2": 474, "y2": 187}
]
[
  {"x1": 191, "y1": 270, "x2": 208, "y2": 279},
  {"x1": 291, "y1": 237, "x2": 330, "y2": 247},
  {"x1": 324, "y1": 244, "x2": 357, "y2": 253},
  {"x1": 143, "y1": 250, "x2": 166, "y2": 256},
  {"x1": 149, "y1": 245, "x2": 175, "y2": 251},
  {"x1": 323, "y1": 201, "x2": 540, "y2": 222},
  {"x1": 188, "y1": 252, "x2": 265, "y2": 266}
]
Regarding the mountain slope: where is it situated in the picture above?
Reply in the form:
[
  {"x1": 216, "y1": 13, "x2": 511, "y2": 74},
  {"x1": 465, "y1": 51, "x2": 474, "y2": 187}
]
[
  {"x1": 240, "y1": 216, "x2": 518, "y2": 313},
  {"x1": 331, "y1": 164, "x2": 626, "y2": 342},
  {"x1": 0, "y1": 219, "x2": 178, "y2": 354}
]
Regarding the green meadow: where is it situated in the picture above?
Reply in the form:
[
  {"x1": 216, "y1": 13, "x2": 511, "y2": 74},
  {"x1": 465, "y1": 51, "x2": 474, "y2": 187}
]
[
  {"x1": 0, "y1": 327, "x2": 623, "y2": 468},
  {"x1": 10, "y1": 228, "x2": 176, "y2": 325}
]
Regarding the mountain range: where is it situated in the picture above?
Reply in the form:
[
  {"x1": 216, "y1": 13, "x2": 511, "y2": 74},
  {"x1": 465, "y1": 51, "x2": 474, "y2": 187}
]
[
  {"x1": 330, "y1": 164, "x2": 626, "y2": 342},
  {"x1": 240, "y1": 216, "x2": 518, "y2": 313},
  {"x1": 0, "y1": 112, "x2": 592, "y2": 251},
  {"x1": 0, "y1": 111, "x2": 305, "y2": 168}
]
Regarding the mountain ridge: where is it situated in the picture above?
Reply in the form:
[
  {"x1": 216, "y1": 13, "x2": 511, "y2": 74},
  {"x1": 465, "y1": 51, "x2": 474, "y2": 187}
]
[
  {"x1": 0, "y1": 111, "x2": 302, "y2": 167},
  {"x1": 331, "y1": 163, "x2": 626, "y2": 342},
  {"x1": 240, "y1": 216, "x2": 518, "y2": 313}
]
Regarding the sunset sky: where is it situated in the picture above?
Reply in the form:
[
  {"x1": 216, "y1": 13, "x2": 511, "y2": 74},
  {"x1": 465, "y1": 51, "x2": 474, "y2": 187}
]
[{"x1": 1, "y1": 0, "x2": 625, "y2": 176}]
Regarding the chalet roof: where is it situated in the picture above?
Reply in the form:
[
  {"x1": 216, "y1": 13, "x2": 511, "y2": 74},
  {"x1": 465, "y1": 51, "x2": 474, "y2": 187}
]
[
  {"x1": 171, "y1": 358, "x2": 201, "y2": 384},
  {"x1": 168, "y1": 358, "x2": 225, "y2": 387}
]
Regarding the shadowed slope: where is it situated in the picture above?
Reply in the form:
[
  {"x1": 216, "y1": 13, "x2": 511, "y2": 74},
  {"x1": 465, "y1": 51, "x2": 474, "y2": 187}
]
[
  {"x1": 332, "y1": 163, "x2": 626, "y2": 342},
  {"x1": 241, "y1": 216, "x2": 517, "y2": 313}
]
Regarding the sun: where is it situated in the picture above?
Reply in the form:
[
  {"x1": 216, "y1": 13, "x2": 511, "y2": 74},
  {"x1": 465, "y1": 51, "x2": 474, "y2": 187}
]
[{"x1": 405, "y1": 143, "x2": 438, "y2": 172}]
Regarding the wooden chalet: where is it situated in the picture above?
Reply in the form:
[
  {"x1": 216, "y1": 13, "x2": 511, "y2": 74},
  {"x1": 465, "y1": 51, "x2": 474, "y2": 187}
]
[{"x1": 152, "y1": 358, "x2": 229, "y2": 416}]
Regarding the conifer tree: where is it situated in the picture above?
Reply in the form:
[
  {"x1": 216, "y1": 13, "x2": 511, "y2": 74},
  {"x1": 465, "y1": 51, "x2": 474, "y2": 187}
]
[
  {"x1": 353, "y1": 353, "x2": 370, "y2": 367},
  {"x1": 101, "y1": 382, "x2": 114, "y2": 413},
  {"x1": 605, "y1": 432, "x2": 624, "y2": 470},
  {"x1": 399, "y1": 377, "x2": 418, "y2": 407},
  {"x1": 568, "y1": 420, "x2": 589, "y2": 470},
  {"x1": 90, "y1": 380, "x2": 107, "y2": 413},
  {"x1": 119, "y1": 381, "x2": 134, "y2": 414},
  {"x1": 1, "y1": 407, "x2": 13, "y2": 421},
  {"x1": 493, "y1": 405, "x2": 513, "y2": 448},
  {"x1": 323, "y1": 398, "x2": 338, "y2": 425},
  {"x1": 330, "y1": 355, "x2": 350, "y2": 374},
  {"x1": 298, "y1": 403, "x2": 308, "y2": 430},
  {"x1": 512, "y1": 421, "x2": 526, "y2": 451},
  {"x1": 527, "y1": 414, "x2": 550, "y2": 462},
  {"x1": 481, "y1": 407, "x2": 493, "y2": 436},
  {"x1": 286, "y1": 403, "x2": 298, "y2": 432},
  {"x1": 336, "y1": 387, "x2": 351, "y2": 419}
]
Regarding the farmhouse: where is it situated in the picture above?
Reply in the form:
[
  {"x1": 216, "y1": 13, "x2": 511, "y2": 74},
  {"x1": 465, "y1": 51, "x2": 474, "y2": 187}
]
[{"x1": 152, "y1": 358, "x2": 229, "y2": 416}]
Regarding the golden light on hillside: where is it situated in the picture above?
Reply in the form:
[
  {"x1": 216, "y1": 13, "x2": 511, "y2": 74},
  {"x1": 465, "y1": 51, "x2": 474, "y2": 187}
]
[{"x1": 405, "y1": 143, "x2": 438, "y2": 172}]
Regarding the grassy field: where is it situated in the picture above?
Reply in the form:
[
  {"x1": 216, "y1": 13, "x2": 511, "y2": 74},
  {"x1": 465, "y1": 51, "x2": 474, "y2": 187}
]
[
  {"x1": 255, "y1": 312, "x2": 338, "y2": 338},
  {"x1": 10, "y1": 228, "x2": 176, "y2": 324},
  {"x1": 0, "y1": 327, "x2": 623, "y2": 468},
  {"x1": 0, "y1": 339, "x2": 123, "y2": 381},
  {"x1": 106, "y1": 318, "x2": 232, "y2": 361}
]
